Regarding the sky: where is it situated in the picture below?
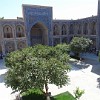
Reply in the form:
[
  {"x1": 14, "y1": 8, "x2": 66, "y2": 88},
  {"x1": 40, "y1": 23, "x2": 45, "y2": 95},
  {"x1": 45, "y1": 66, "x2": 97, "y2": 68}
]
[{"x1": 0, "y1": 0, "x2": 98, "y2": 20}]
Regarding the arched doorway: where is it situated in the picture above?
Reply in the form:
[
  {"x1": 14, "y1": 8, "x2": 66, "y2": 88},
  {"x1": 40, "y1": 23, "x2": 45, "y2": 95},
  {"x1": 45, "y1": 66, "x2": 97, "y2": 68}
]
[{"x1": 30, "y1": 22, "x2": 48, "y2": 46}]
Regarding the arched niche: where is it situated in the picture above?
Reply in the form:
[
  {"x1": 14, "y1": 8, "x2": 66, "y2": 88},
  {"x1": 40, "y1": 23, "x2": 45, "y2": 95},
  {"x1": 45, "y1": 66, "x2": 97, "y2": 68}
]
[
  {"x1": 16, "y1": 25, "x2": 25, "y2": 37},
  {"x1": 30, "y1": 22, "x2": 48, "y2": 46},
  {"x1": 3, "y1": 25, "x2": 13, "y2": 38}
]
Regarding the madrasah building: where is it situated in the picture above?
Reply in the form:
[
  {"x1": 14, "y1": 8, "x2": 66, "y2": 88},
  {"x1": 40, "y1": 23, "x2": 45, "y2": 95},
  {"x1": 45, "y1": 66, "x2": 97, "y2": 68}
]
[{"x1": 0, "y1": 1, "x2": 100, "y2": 55}]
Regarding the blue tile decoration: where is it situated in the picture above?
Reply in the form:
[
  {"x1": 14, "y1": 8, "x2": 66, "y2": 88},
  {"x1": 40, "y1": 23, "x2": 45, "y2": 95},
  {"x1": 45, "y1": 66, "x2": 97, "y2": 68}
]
[{"x1": 23, "y1": 5, "x2": 53, "y2": 46}]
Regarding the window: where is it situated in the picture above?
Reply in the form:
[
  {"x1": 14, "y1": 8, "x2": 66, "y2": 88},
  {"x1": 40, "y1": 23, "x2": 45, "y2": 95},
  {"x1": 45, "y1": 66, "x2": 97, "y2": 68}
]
[
  {"x1": 62, "y1": 24, "x2": 67, "y2": 35},
  {"x1": 83, "y1": 23, "x2": 88, "y2": 35},
  {"x1": 3, "y1": 25, "x2": 13, "y2": 38},
  {"x1": 53, "y1": 24, "x2": 59, "y2": 35},
  {"x1": 77, "y1": 24, "x2": 82, "y2": 34},
  {"x1": 91, "y1": 22, "x2": 96, "y2": 35},
  {"x1": 69, "y1": 24, "x2": 74, "y2": 34},
  {"x1": 16, "y1": 25, "x2": 24, "y2": 37}
]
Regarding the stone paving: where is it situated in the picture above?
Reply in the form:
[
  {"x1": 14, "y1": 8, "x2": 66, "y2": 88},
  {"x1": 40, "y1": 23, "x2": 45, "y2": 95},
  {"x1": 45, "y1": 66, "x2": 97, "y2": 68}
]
[
  {"x1": 0, "y1": 60, "x2": 19, "y2": 100},
  {"x1": 0, "y1": 60, "x2": 12, "y2": 100},
  {"x1": 0, "y1": 54, "x2": 100, "y2": 100},
  {"x1": 49, "y1": 58, "x2": 100, "y2": 100}
]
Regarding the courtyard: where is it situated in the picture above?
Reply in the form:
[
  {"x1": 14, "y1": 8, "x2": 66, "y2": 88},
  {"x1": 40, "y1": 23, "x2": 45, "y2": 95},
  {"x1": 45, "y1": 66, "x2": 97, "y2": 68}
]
[{"x1": 0, "y1": 54, "x2": 100, "y2": 100}]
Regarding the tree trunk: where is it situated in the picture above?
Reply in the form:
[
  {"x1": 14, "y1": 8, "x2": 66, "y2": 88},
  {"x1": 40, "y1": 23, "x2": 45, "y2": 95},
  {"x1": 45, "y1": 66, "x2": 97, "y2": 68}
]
[
  {"x1": 45, "y1": 83, "x2": 48, "y2": 94},
  {"x1": 45, "y1": 83, "x2": 51, "y2": 100},
  {"x1": 46, "y1": 96, "x2": 51, "y2": 100}
]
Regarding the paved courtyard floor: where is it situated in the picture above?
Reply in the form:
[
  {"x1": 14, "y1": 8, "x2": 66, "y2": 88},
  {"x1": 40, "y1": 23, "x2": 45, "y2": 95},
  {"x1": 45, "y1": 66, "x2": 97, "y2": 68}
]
[{"x1": 0, "y1": 55, "x2": 100, "y2": 100}]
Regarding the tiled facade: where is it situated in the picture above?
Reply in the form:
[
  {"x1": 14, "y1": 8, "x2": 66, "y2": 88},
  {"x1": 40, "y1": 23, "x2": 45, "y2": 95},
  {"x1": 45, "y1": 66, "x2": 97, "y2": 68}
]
[
  {"x1": 0, "y1": 19, "x2": 27, "y2": 55},
  {"x1": 0, "y1": 1, "x2": 100, "y2": 55}
]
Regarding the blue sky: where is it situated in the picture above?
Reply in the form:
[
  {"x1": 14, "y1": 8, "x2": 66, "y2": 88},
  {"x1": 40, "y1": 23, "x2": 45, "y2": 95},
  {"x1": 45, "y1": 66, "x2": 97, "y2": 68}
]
[{"x1": 0, "y1": 0, "x2": 98, "y2": 19}]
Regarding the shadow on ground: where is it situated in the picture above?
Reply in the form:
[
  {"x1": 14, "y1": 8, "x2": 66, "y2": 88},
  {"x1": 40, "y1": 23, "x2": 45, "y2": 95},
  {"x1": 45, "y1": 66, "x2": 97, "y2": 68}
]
[
  {"x1": 97, "y1": 77, "x2": 100, "y2": 89},
  {"x1": 70, "y1": 58, "x2": 100, "y2": 75},
  {"x1": 0, "y1": 73, "x2": 6, "y2": 83},
  {"x1": 84, "y1": 59, "x2": 100, "y2": 75},
  {"x1": 91, "y1": 66, "x2": 100, "y2": 75},
  {"x1": 0, "y1": 59, "x2": 6, "y2": 70},
  {"x1": 69, "y1": 59, "x2": 90, "y2": 70}
]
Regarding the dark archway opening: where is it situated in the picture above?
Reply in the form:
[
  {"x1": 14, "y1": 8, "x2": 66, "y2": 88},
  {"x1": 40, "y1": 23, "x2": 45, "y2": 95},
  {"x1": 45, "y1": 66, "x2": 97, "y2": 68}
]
[{"x1": 30, "y1": 22, "x2": 48, "y2": 46}]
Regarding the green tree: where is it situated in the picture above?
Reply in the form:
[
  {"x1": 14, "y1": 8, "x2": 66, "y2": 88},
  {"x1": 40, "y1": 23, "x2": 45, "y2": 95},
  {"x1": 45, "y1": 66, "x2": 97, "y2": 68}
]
[
  {"x1": 55, "y1": 43, "x2": 70, "y2": 54},
  {"x1": 70, "y1": 37, "x2": 92, "y2": 58},
  {"x1": 5, "y1": 44, "x2": 71, "y2": 99},
  {"x1": 0, "y1": 17, "x2": 4, "y2": 19}
]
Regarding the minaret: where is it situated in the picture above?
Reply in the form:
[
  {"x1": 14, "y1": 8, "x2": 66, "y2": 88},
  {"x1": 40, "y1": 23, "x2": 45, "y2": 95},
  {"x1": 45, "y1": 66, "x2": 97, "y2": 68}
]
[{"x1": 97, "y1": 0, "x2": 100, "y2": 50}]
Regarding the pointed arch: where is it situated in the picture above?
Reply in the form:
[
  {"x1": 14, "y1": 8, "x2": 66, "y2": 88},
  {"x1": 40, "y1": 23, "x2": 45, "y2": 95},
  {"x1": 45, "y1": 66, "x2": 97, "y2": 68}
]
[
  {"x1": 16, "y1": 25, "x2": 25, "y2": 37},
  {"x1": 83, "y1": 23, "x2": 88, "y2": 35},
  {"x1": 53, "y1": 24, "x2": 59, "y2": 35},
  {"x1": 30, "y1": 22, "x2": 48, "y2": 46},
  {"x1": 62, "y1": 24, "x2": 67, "y2": 35},
  {"x1": 3, "y1": 25, "x2": 13, "y2": 38}
]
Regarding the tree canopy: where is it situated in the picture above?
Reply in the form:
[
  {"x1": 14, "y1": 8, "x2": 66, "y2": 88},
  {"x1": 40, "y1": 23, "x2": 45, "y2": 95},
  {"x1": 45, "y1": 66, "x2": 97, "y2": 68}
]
[
  {"x1": 0, "y1": 17, "x2": 4, "y2": 19},
  {"x1": 55, "y1": 43, "x2": 70, "y2": 54},
  {"x1": 5, "y1": 44, "x2": 71, "y2": 95},
  {"x1": 70, "y1": 37, "x2": 92, "y2": 55}
]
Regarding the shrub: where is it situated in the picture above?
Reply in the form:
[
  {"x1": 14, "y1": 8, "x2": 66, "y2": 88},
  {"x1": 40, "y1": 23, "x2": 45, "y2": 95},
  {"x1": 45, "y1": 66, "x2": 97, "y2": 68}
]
[
  {"x1": 22, "y1": 88, "x2": 46, "y2": 100},
  {"x1": 74, "y1": 87, "x2": 85, "y2": 100}
]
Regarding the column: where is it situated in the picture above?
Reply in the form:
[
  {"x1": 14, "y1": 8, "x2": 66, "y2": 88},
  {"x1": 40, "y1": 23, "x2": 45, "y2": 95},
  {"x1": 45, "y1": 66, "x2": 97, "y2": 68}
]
[
  {"x1": 88, "y1": 22, "x2": 91, "y2": 36},
  {"x1": 97, "y1": 0, "x2": 100, "y2": 50},
  {"x1": 0, "y1": 24, "x2": 6, "y2": 55},
  {"x1": 12, "y1": 24, "x2": 17, "y2": 50}
]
